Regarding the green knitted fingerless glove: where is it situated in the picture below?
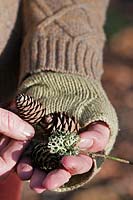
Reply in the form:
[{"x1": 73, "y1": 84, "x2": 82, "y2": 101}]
[{"x1": 19, "y1": 71, "x2": 118, "y2": 192}]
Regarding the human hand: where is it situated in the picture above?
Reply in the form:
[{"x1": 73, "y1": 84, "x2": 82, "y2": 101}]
[
  {"x1": 0, "y1": 108, "x2": 34, "y2": 180},
  {"x1": 17, "y1": 122, "x2": 109, "y2": 193}
]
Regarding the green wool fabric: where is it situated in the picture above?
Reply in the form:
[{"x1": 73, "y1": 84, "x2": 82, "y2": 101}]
[{"x1": 19, "y1": 71, "x2": 118, "y2": 192}]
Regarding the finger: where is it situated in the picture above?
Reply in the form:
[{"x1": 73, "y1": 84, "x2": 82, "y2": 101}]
[
  {"x1": 61, "y1": 154, "x2": 93, "y2": 175},
  {"x1": 0, "y1": 140, "x2": 28, "y2": 176},
  {"x1": 30, "y1": 169, "x2": 46, "y2": 193},
  {"x1": 0, "y1": 108, "x2": 34, "y2": 140},
  {"x1": 79, "y1": 123, "x2": 110, "y2": 152},
  {"x1": 0, "y1": 135, "x2": 10, "y2": 152},
  {"x1": 17, "y1": 157, "x2": 33, "y2": 180},
  {"x1": 43, "y1": 169, "x2": 71, "y2": 190}
]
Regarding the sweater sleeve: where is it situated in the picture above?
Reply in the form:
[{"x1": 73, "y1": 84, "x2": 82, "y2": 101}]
[
  {"x1": 18, "y1": 0, "x2": 118, "y2": 192},
  {"x1": 20, "y1": 0, "x2": 109, "y2": 82}
]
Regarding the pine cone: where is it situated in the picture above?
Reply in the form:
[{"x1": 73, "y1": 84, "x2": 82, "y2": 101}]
[
  {"x1": 16, "y1": 94, "x2": 80, "y2": 172},
  {"x1": 31, "y1": 142, "x2": 61, "y2": 171},
  {"x1": 16, "y1": 94, "x2": 45, "y2": 125},
  {"x1": 39, "y1": 112, "x2": 79, "y2": 133},
  {"x1": 30, "y1": 112, "x2": 80, "y2": 171}
]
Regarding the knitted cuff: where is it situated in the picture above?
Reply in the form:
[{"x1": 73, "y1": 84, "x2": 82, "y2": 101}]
[{"x1": 19, "y1": 71, "x2": 118, "y2": 192}]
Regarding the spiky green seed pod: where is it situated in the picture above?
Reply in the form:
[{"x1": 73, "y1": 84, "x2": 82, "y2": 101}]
[{"x1": 48, "y1": 130, "x2": 80, "y2": 156}]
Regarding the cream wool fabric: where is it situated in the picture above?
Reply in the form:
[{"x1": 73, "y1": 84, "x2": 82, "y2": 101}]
[{"x1": 18, "y1": 0, "x2": 118, "y2": 192}]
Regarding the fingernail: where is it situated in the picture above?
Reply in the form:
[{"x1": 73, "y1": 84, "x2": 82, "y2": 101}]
[
  {"x1": 78, "y1": 138, "x2": 93, "y2": 150},
  {"x1": 21, "y1": 122, "x2": 35, "y2": 139}
]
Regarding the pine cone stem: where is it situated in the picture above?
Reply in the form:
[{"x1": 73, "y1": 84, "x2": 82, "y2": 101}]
[{"x1": 89, "y1": 152, "x2": 133, "y2": 165}]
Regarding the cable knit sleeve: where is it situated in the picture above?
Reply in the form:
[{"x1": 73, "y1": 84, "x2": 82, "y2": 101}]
[{"x1": 20, "y1": 0, "x2": 109, "y2": 82}]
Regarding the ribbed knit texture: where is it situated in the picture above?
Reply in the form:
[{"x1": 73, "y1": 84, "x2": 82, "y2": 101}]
[
  {"x1": 18, "y1": 0, "x2": 118, "y2": 192},
  {"x1": 20, "y1": 0, "x2": 109, "y2": 83}
]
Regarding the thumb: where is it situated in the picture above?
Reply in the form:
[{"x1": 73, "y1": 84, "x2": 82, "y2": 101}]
[
  {"x1": 0, "y1": 108, "x2": 34, "y2": 140},
  {"x1": 79, "y1": 123, "x2": 110, "y2": 152}
]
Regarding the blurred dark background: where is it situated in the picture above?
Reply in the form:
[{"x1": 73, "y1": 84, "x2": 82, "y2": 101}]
[{"x1": 22, "y1": 0, "x2": 133, "y2": 199}]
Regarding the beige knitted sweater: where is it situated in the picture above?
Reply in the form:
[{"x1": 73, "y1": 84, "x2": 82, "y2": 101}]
[{"x1": 1, "y1": 0, "x2": 118, "y2": 192}]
